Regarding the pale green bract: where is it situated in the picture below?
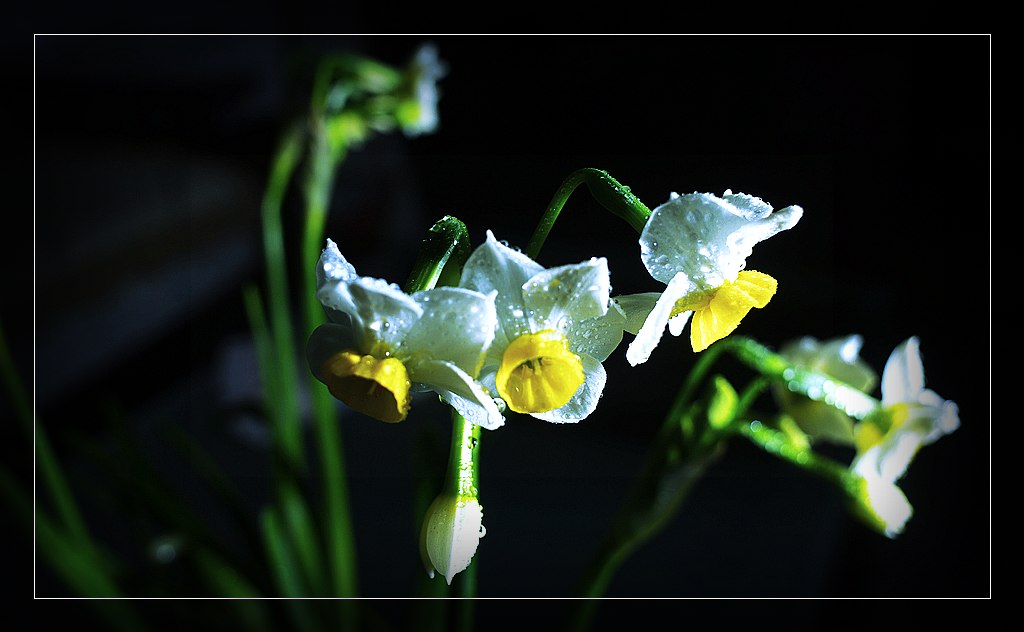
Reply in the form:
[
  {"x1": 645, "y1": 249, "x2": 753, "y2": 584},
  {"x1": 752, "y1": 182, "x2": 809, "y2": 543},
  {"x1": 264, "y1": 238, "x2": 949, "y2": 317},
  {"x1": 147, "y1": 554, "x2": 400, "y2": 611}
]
[
  {"x1": 776, "y1": 335, "x2": 878, "y2": 445},
  {"x1": 308, "y1": 239, "x2": 505, "y2": 429}
]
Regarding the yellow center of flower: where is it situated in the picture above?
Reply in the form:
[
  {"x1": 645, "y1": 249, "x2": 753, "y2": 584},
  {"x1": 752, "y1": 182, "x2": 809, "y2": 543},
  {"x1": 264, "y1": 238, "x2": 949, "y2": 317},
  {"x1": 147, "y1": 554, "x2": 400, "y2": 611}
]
[
  {"x1": 495, "y1": 330, "x2": 585, "y2": 414},
  {"x1": 671, "y1": 270, "x2": 778, "y2": 353},
  {"x1": 320, "y1": 351, "x2": 412, "y2": 423},
  {"x1": 854, "y1": 403, "x2": 910, "y2": 453}
]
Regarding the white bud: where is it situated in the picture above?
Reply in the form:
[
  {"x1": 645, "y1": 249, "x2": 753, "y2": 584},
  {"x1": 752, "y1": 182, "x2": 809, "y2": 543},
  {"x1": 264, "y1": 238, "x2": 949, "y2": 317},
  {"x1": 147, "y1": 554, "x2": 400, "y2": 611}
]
[{"x1": 420, "y1": 493, "x2": 484, "y2": 585}]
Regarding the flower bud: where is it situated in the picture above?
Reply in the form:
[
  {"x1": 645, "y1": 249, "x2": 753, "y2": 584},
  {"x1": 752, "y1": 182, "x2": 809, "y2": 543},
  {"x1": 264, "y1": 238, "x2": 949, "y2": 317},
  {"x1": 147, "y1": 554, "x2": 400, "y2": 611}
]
[{"x1": 420, "y1": 492, "x2": 485, "y2": 585}]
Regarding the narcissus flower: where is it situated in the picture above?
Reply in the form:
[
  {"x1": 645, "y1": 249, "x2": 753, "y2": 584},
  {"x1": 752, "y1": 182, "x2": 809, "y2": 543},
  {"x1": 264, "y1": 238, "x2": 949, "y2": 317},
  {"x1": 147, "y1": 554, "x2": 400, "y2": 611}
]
[
  {"x1": 396, "y1": 43, "x2": 447, "y2": 137},
  {"x1": 459, "y1": 231, "x2": 625, "y2": 422},
  {"x1": 307, "y1": 239, "x2": 504, "y2": 429},
  {"x1": 775, "y1": 335, "x2": 878, "y2": 445},
  {"x1": 848, "y1": 337, "x2": 960, "y2": 537},
  {"x1": 620, "y1": 190, "x2": 803, "y2": 365}
]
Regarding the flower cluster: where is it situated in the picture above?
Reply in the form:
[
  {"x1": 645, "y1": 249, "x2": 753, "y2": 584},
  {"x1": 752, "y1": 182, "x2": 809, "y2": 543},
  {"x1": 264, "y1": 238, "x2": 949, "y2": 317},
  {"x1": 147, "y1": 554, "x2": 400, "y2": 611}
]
[
  {"x1": 307, "y1": 190, "x2": 802, "y2": 429},
  {"x1": 776, "y1": 335, "x2": 960, "y2": 537},
  {"x1": 304, "y1": 179, "x2": 961, "y2": 583}
]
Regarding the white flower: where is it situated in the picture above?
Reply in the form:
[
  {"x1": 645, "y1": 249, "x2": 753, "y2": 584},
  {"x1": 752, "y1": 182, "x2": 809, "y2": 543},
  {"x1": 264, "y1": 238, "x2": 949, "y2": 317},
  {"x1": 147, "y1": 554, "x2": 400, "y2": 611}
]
[
  {"x1": 619, "y1": 190, "x2": 803, "y2": 365},
  {"x1": 851, "y1": 337, "x2": 960, "y2": 482},
  {"x1": 776, "y1": 335, "x2": 878, "y2": 445},
  {"x1": 848, "y1": 337, "x2": 960, "y2": 537},
  {"x1": 420, "y1": 492, "x2": 485, "y2": 585},
  {"x1": 307, "y1": 239, "x2": 504, "y2": 429},
  {"x1": 458, "y1": 231, "x2": 625, "y2": 422},
  {"x1": 397, "y1": 42, "x2": 447, "y2": 137}
]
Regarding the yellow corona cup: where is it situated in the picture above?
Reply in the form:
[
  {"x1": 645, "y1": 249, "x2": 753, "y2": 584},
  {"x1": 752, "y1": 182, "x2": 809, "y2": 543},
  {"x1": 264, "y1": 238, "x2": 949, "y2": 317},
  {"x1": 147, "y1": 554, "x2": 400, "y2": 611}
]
[{"x1": 458, "y1": 231, "x2": 625, "y2": 423}]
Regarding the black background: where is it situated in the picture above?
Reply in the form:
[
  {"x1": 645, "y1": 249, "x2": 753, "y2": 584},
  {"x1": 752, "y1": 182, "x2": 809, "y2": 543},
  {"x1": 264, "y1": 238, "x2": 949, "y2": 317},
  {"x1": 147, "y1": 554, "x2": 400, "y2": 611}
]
[{"x1": 25, "y1": 34, "x2": 989, "y2": 622}]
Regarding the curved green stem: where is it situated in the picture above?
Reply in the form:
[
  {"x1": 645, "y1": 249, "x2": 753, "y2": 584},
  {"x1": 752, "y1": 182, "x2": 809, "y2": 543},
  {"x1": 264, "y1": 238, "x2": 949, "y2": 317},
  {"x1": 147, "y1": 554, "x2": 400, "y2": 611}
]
[
  {"x1": 734, "y1": 419, "x2": 853, "y2": 489},
  {"x1": 525, "y1": 168, "x2": 651, "y2": 259},
  {"x1": 572, "y1": 345, "x2": 737, "y2": 619},
  {"x1": 723, "y1": 336, "x2": 880, "y2": 420}
]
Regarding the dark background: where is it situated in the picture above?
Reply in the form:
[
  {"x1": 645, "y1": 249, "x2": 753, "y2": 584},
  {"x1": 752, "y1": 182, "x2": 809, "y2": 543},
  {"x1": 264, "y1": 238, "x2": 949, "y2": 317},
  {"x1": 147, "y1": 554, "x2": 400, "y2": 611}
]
[{"x1": 24, "y1": 34, "x2": 989, "y2": 621}]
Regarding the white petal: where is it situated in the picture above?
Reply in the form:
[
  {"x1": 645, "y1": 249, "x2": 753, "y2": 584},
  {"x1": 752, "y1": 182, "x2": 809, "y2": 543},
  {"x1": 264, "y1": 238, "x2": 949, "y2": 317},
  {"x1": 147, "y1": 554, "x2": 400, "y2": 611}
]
[
  {"x1": 316, "y1": 239, "x2": 358, "y2": 287},
  {"x1": 667, "y1": 311, "x2": 692, "y2": 337},
  {"x1": 721, "y1": 190, "x2": 775, "y2": 220},
  {"x1": 459, "y1": 231, "x2": 544, "y2": 339},
  {"x1": 532, "y1": 354, "x2": 606, "y2": 423},
  {"x1": 861, "y1": 471, "x2": 913, "y2": 538},
  {"x1": 522, "y1": 257, "x2": 610, "y2": 330},
  {"x1": 640, "y1": 192, "x2": 802, "y2": 285},
  {"x1": 410, "y1": 359, "x2": 505, "y2": 430},
  {"x1": 723, "y1": 204, "x2": 803, "y2": 277},
  {"x1": 881, "y1": 337, "x2": 926, "y2": 408},
  {"x1": 876, "y1": 432, "x2": 924, "y2": 483},
  {"x1": 306, "y1": 322, "x2": 358, "y2": 382},
  {"x1": 927, "y1": 396, "x2": 961, "y2": 441},
  {"x1": 316, "y1": 239, "x2": 359, "y2": 324},
  {"x1": 405, "y1": 287, "x2": 497, "y2": 374},
  {"x1": 317, "y1": 276, "x2": 423, "y2": 349},
  {"x1": 564, "y1": 300, "x2": 626, "y2": 363},
  {"x1": 613, "y1": 293, "x2": 661, "y2": 336},
  {"x1": 625, "y1": 272, "x2": 693, "y2": 366}
]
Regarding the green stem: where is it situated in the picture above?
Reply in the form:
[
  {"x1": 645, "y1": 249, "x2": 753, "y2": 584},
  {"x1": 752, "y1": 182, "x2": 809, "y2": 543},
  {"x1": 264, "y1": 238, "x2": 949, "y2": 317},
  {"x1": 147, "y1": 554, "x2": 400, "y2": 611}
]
[
  {"x1": 443, "y1": 410, "x2": 481, "y2": 605},
  {"x1": 724, "y1": 336, "x2": 880, "y2": 420},
  {"x1": 299, "y1": 124, "x2": 360, "y2": 603},
  {"x1": 261, "y1": 507, "x2": 318, "y2": 632},
  {"x1": 4, "y1": 467, "x2": 133, "y2": 621},
  {"x1": 445, "y1": 411, "x2": 481, "y2": 500},
  {"x1": 260, "y1": 123, "x2": 307, "y2": 475},
  {"x1": 458, "y1": 557, "x2": 478, "y2": 630},
  {"x1": 525, "y1": 168, "x2": 651, "y2": 259},
  {"x1": 2, "y1": 322, "x2": 101, "y2": 562},
  {"x1": 734, "y1": 419, "x2": 853, "y2": 488},
  {"x1": 570, "y1": 342, "x2": 740, "y2": 629}
]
